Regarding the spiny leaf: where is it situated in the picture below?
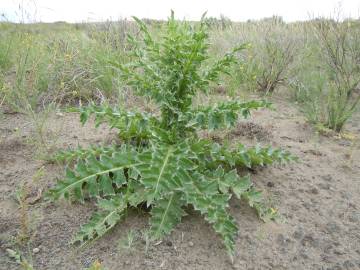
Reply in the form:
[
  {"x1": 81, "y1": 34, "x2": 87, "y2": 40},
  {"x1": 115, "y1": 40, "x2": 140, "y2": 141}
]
[
  {"x1": 53, "y1": 145, "x2": 118, "y2": 163},
  {"x1": 72, "y1": 197, "x2": 126, "y2": 246},
  {"x1": 136, "y1": 142, "x2": 196, "y2": 206},
  {"x1": 217, "y1": 170, "x2": 275, "y2": 221},
  {"x1": 186, "y1": 100, "x2": 271, "y2": 130},
  {"x1": 219, "y1": 169, "x2": 253, "y2": 198},
  {"x1": 235, "y1": 144, "x2": 298, "y2": 167},
  {"x1": 149, "y1": 192, "x2": 186, "y2": 239},
  {"x1": 242, "y1": 188, "x2": 278, "y2": 222},
  {"x1": 47, "y1": 148, "x2": 139, "y2": 201},
  {"x1": 77, "y1": 103, "x2": 159, "y2": 142},
  {"x1": 207, "y1": 142, "x2": 297, "y2": 169},
  {"x1": 180, "y1": 170, "x2": 238, "y2": 258}
]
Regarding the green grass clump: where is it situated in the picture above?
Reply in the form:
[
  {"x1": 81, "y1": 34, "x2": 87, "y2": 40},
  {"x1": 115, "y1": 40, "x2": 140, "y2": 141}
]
[{"x1": 0, "y1": 22, "x2": 129, "y2": 111}]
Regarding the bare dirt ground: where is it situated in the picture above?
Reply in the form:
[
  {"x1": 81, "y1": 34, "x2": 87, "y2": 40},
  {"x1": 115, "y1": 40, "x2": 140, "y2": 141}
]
[{"x1": 1, "y1": 95, "x2": 359, "y2": 270}]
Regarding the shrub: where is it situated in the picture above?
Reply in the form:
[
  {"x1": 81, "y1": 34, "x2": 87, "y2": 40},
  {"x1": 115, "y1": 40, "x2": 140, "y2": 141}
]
[
  {"x1": 314, "y1": 19, "x2": 360, "y2": 131},
  {"x1": 224, "y1": 20, "x2": 297, "y2": 95},
  {"x1": 291, "y1": 19, "x2": 360, "y2": 132},
  {"x1": 48, "y1": 12, "x2": 295, "y2": 260},
  {"x1": 204, "y1": 15, "x2": 233, "y2": 30}
]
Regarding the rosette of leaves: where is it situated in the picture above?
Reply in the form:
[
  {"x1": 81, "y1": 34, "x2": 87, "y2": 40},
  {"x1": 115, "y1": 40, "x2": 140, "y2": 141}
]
[{"x1": 48, "y1": 12, "x2": 296, "y2": 260}]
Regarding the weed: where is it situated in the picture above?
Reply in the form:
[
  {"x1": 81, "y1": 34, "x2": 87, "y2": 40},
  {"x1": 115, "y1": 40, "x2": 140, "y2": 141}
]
[
  {"x1": 85, "y1": 260, "x2": 107, "y2": 270},
  {"x1": 118, "y1": 230, "x2": 137, "y2": 252},
  {"x1": 14, "y1": 167, "x2": 45, "y2": 245},
  {"x1": 27, "y1": 105, "x2": 67, "y2": 160},
  {"x1": 48, "y1": 12, "x2": 295, "y2": 261},
  {"x1": 15, "y1": 184, "x2": 31, "y2": 244},
  {"x1": 0, "y1": 73, "x2": 6, "y2": 107},
  {"x1": 6, "y1": 248, "x2": 34, "y2": 270},
  {"x1": 141, "y1": 230, "x2": 152, "y2": 254}
]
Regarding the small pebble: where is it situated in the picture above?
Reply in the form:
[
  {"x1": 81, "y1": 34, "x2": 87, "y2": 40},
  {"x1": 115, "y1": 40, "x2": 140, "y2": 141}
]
[
  {"x1": 267, "y1": 181, "x2": 274, "y2": 188},
  {"x1": 33, "y1": 247, "x2": 40, "y2": 254},
  {"x1": 165, "y1": 240, "x2": 172, "y2": 247},
  {"x1": 321, "y1": 175, "x2": 333, "y2": 182},
  {"x1": 325, "y1": 222, "x2": 340, "y2": 234},
  {"x1": 188, "y1": 241, "x2": 194, "y2": 247},
  {"x1": 309, "y1": 187, "x2": 319, "y2": 195},
  {"x1": 293, "y1": 229, "x2": 303, "y2": 240},
  {"x1": 349, "y1": 213, "x2": 360, "y2": 223},
  {"x1": 301, "y1": 234, "x2": 318, "y2": 248}
]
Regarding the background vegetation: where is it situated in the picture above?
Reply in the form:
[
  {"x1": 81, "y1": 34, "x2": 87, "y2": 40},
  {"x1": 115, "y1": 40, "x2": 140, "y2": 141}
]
[{"x1": 1, "y1": 16, "x2": 359, "y2": 133}]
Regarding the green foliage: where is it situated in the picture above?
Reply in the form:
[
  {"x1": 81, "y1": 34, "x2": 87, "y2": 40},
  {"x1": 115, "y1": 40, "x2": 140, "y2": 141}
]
[
  {"x1": 204, "y1": 15, "x2": 233, "y2": 30},
  {"x1": 150, "y1": 192, "x2": 186, "y2": 238},
  {"x1": 290, "y1": 20, "x2": 360, "y2": 131},
  {"x1": 85, "y1": 260, "x2": 107, "y2": 270},
  {"x1": 78, "y1": 104, "x2": 158, "y2": 143},
  {"x1": 54, "y1": 144, "x2": 118, "y2": 163},
  {"x1": 72, "y1": 197, "x2": 126, "y2": 245},
  {"x1": 112, "y1": 13, "x2": 247, "y2": 132},
  {"x1": 185, "y1": 100, "x2": 271, "y2": 130},
  {"x1": 235, "y1": 24, "x2": 296, "y2": 94},
  {"x1": 6, "y1": 249, "x2": 34, "y2": 270},
  {"x1": 0, "y1": 36, "x2": 13, "y2": 72},
  {"x1": 0, "y1": 24, "x2": 125, "y2": 112},
  {"x1": 49, "y1": 13, "x2": 295, "y2": 260}
]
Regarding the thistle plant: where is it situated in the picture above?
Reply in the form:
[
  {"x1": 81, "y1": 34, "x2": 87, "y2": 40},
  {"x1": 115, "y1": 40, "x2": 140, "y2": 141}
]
[{"x1": 48, "y1": 12, "x2": 295, "y2": 260}]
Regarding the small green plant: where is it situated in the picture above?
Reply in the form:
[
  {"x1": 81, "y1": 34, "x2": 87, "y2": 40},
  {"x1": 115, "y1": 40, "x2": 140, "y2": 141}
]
[
  {"x1": 0, "y1": 72, "x2": 6, "y2": 107},
  {"x1": 15, "y1": 184, "x2": 31, "y2": 244},
  {"x1": 141, "y1": 230, "x2": 151, "y2": 254},
  {"x1": 6, "y1": 249, "x2": 34, "y2": 270},
  {"x1": 118, "y1": 230, "x2": 137, "y2": 252},
  {"x1": 48, "y1": 12, "x2": 295, "y2": 260},
  {"x1": 85, "y1": 260, "x2": 107, "y2": 270}
]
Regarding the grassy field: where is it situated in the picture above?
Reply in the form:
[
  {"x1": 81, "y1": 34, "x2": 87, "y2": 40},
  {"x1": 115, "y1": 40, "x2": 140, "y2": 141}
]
[{"x1": 0, "y1": 15, "x2": 360, "y2": 270}]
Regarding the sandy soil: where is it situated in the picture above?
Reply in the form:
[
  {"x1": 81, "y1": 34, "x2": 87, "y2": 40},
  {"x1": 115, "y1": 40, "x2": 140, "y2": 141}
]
[{"x1": 0, "y1": 96, "x2": 359, "y2": 270}]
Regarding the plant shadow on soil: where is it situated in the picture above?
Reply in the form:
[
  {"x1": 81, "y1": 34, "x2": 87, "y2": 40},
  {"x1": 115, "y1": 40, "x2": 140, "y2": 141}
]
[{"x1": 1, "y1": 95, "x2": 360, "y2": 270}]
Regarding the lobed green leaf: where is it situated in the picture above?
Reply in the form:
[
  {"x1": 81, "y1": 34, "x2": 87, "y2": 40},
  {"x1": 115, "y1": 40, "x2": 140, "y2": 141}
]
[
  {"x1": 72, "y1": 197, "x2": 126, "y2": 246},
  {"x1": 47, "y1": 147, "x2": 139, "y2": 202},
  {"x1": 185, "y1": 100, "x2": 271, "y2": 131},
  {"x1": 149, "y1": 192, "x2": 187, "y2": 239}
]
